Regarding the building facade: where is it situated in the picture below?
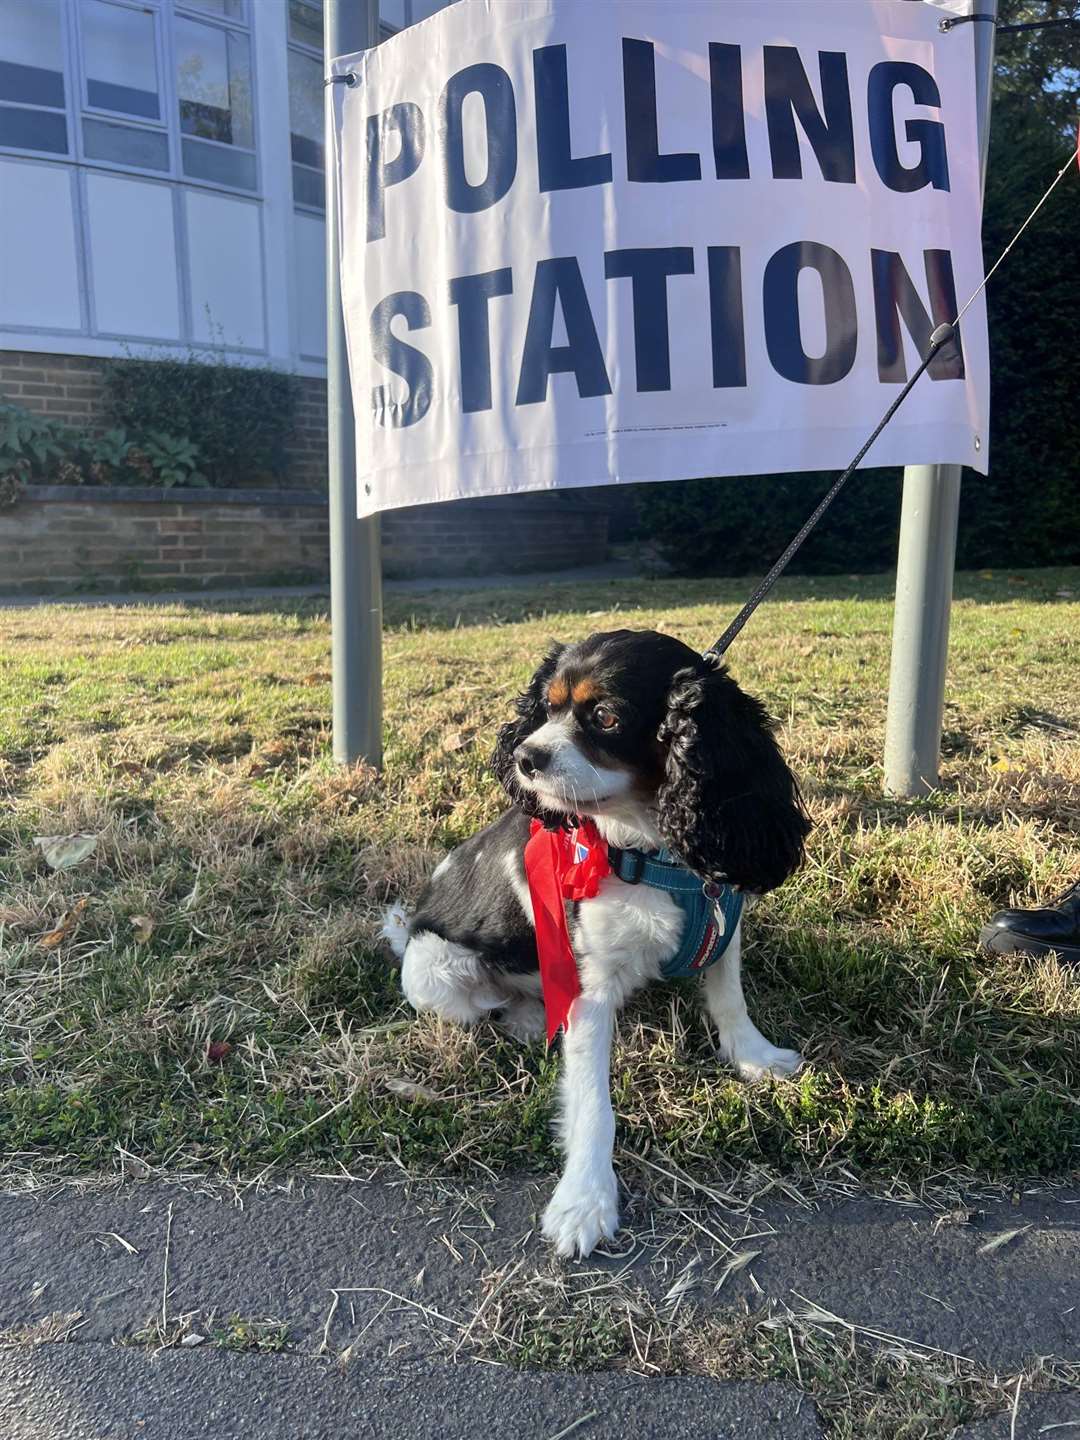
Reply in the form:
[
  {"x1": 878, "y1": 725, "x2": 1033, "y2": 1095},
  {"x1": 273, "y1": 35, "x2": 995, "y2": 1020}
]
[
  {"x1": 0, "y1": 0, "x2": 612, "y2": 592},
  {"x1": 0, "y1": 0, "x2": 453, "y2": 376}
]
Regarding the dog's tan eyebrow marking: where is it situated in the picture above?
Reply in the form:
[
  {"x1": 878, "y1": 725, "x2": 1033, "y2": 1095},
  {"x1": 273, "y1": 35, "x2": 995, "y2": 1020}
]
[
  {"x1": 571, "y1": 678, "x2": 601, "y2": 704},
  {"x1": 547, "y1": 678, "x2": 570, "y2": 707}
]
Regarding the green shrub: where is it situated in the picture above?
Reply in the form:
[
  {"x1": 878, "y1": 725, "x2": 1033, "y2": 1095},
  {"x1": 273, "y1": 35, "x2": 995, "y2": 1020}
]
[
  {"x1": 954, "y1": 96, "x2": 1080, "y2": 570},
  {"x1": 0, "y1": 402, "x2": 83, "y2": 488},
  {"x1": 0, "y1": 403, "x2": 207, "y2": 493},
  {"x1": 135, "y1": 431, "x2": 206, "y2": 488},
  {"x1": 101, "y1": 353, "x2": 300, "y2": 488},
  {"x1": 632, "y1": 469, "x2": 904, "y2": 577}
]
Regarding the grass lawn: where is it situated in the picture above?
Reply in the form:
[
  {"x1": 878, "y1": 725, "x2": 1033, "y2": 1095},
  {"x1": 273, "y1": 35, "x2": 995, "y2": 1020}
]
[{"x1": 1, "y1": 568, "x2": 1078, "y2": 1191}]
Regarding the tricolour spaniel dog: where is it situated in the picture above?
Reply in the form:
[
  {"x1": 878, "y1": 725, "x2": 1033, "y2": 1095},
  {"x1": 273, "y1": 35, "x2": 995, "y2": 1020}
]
[{"x1": 384, "y1": 629, "x2": 810, "y2": 1258}]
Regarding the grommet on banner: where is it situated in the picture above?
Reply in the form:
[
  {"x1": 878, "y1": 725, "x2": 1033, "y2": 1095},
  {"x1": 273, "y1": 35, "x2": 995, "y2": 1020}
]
[
  {"x1": 940, "y1": 11, "x2": 1080, "y2": 34},
  {"x1": 938, "y1": 12, "x2": 997, "y2": 32},
  {"x1": 325, "y1": 72, "x2": 358, "y2": 87}
]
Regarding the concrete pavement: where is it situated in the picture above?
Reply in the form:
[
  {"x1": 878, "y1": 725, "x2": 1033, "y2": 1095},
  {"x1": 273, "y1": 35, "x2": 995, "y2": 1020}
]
[{"x1": 1, "y1": 1174, "x2": 1077, "y2": 1439}]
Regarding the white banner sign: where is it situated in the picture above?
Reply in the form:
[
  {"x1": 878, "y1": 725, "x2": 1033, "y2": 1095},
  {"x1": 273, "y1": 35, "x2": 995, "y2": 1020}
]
[{"x1": 333, "y1": 0, "x2": 989, "y2": 519}]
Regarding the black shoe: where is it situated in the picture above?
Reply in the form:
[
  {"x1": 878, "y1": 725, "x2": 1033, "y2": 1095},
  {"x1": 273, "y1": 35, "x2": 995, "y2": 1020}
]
[{"x1": 980, "y1": 880, "x2": 1080, "y2": 964}]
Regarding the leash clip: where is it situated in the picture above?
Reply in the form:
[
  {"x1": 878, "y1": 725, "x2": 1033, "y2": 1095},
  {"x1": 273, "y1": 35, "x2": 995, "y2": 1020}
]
[{"x1": 703, "y1": 880, "x2": 726, "y2": 933}]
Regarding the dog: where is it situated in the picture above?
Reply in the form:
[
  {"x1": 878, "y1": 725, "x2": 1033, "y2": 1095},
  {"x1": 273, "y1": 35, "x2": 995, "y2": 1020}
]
[{"x1": 384, "y1": 628, "x2": 810, "y2": 1258}]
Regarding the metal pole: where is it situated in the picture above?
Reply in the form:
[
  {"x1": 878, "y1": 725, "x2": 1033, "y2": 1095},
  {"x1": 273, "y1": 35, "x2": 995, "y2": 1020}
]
[
  {"x1": 883, "y1": 2, "x2": 997, "y2": 797},
  {"x1": 326, "y1": 0, "x2": 382, "y2": 766}
]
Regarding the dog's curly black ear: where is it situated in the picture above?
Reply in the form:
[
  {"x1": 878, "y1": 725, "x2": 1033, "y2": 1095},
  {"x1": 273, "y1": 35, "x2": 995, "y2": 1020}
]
[
  {"x1": 657, "y1": 660, "x2": 811, "y2": 893},
  {"x1": 491, "y1": 643, "x2": 567, "y2": 827}
]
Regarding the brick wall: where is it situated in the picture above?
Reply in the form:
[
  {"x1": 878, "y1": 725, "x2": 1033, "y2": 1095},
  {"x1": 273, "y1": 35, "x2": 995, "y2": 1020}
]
[
  {"x1": 1, "y1": 349, "x2": 610, "y2": 591},
  {"x1": 0, "y1": 486, "x2": 330, "y2": 595},
  {"x1": 382, "y1": 495, "x2": 610, "y2": 578},
  {"x1": 0, "y1": 486, "x2": 609, "y2": 595},
  {"x1": 0, "y1": 351, "x2": 108, "y2": 429},
  {"x1": 286, "y1": 376, "x2": 329, "y2": 490}
]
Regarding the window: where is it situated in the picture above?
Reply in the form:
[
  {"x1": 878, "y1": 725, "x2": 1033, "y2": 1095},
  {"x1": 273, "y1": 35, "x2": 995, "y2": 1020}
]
[
  {"x1": 411, "y1": 0, "x2": 452, "y2": 21},
  {"x1": 78, "y1": 0, "x2": 169, "y2": 172},
  {"x1": 0, "y1": 0, "x2": 68, "y2": 155},
  {"x1": 175, "y1": 13, "x2": 255, "y2": 189},
  {"x1": 288, "y1": 47, "x2": 322, "y2": 209},
  {"x1": 0, "y1": 0, "x2": 260, "y2": 192},
  {"x1": 288, "y1": 0, "x2": 321, "y2": 50},
  {"x1": 379, "y1": 0, "x2": 407, "y2": 33},
  {"x1": 379, "y1": 2, "x2": 454, "y2": 40},
  {"x1": 286, "y1": 0, "x2": 322, "y2": 210},
  {"x1": 183, "y1": 0, "x2": 245, "y2": 19},
  {"x1": 82, "y1": 0, "x2": 159, "y2": 119}
]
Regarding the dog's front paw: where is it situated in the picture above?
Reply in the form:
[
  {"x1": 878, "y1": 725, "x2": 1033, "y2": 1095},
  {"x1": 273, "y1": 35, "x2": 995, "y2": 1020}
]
[
  {"x1": 717, "y1": 1022, "x2": 804, "y2": 1083},
  {"x1": 735, "y1": 1045, "x2": 803, "y2": 1083},
  {"x1": 542, "y1": 1168, "x2": 619, "y2": 1259}
]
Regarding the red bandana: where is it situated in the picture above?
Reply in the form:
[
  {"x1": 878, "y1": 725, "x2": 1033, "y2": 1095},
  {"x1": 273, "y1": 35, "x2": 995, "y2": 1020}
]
[{"x1": 524, "y1": 818, "x2": 611, "y2": 1044}]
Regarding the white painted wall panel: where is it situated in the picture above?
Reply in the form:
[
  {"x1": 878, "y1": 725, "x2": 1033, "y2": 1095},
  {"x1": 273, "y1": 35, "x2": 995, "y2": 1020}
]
[
  {"x1": 293, "y1": 212, "x2": 326, "y2": 360},
  {"x1": 86, "y1": 174, "x2": 180, "y2": 339},
  {"x1": 184, "y1": 190, "x2": 265, "y2": 350},
  {"x1": 0, "y1": 160, "x2": 81, "y2": 330}
]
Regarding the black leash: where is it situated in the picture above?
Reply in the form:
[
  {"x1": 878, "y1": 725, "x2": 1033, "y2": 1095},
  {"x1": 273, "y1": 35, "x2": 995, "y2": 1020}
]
[
  {"x1": 708, "y1": 323, "x2": 955, "y2": 660},
  {"x1": 707, "y1": 139, "x2": 1079, "y2": 663}
]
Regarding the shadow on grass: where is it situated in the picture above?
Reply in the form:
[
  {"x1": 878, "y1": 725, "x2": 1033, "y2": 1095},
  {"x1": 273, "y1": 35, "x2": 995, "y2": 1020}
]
[
  {"x1": 2, "y1": 919, "x2": 1076, "y2": 1187},
  {"x1": 44, "y1": 566, "x2": 1077, "y2": 633}
]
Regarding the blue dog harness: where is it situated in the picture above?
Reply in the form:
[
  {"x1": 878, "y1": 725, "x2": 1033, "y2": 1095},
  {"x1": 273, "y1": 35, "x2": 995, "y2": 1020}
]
[{"x1": 605, "y1": 843, "x2": 744, "y2": 978}]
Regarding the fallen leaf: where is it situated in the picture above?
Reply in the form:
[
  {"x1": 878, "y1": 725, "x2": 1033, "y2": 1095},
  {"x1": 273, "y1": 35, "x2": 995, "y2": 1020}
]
[
  {"x1": 34, "y1": 834, "x2": 98, "y2": 871},
  {"x1": 39, "y1": 898, "x2": 88, "y2": 950},
  {"x1": 207, "y1": 1041, "x2": 232, "y2": 1064},
  {"x1": 301, "y1": 671, "x2": 331, "y2": 686},
  {"x1": 991, "y1": 757, "x2": 1014, "y2": 773},
  {"x1": 384, "y1": 1077, "x2": 439, "y2": 1104},
  {"x1": 130, "y1": 914, "x2": 155, "y2": 944},
  {"x1": 441, "y1": 730, "x2": 475, "y2": 753}
]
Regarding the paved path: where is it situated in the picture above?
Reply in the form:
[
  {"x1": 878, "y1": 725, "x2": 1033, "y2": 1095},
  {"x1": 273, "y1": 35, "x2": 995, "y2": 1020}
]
[
  {"x1": 1, "y1": 1175, "x2": 1077, "y2": 1439},
  {"x1": 0, "y1": 561, "x2": 642, "y2": 611}
]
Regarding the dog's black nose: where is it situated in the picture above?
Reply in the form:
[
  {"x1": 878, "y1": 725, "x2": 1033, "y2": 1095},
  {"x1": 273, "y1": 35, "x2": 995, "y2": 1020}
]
[{"x1": 515, "y1": 743, "x2": 551, "y2": 777}]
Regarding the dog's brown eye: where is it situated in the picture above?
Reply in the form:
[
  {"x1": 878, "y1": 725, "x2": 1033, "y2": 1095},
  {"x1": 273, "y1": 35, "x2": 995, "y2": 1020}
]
[{"x1": 593, "y1": 704, "x2": 619, "y2": 732}]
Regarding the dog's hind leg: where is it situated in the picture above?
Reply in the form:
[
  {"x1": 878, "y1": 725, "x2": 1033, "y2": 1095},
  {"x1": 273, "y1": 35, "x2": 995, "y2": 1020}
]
[
  {"x1": 701, "y1": 925, "x2": 803, "y2": 1082},
  {"x1": 400, "y1": 930, "x2": 506, "y2": 1026}
]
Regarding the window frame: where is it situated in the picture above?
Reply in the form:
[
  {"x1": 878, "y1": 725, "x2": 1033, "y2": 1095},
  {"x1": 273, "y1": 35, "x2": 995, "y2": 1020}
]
[
  {"x1": 285, "y1": 0, "x2": 324, "y2": 216},
  {"x1": 172, "y1": 5, "x2": 258, "y2": 191},
  {"x1": 76, "y1": 0, "x2": 166, "y2": 129},
  {"x1": 0, "y1": 0, "x2": 74, "y2": 159},
  {"x1": 0, "y1": 0, "x2": 261, "y2": 200},
  {"x1": 174, "y1": 0, "x2": 248, "y2": 27}
]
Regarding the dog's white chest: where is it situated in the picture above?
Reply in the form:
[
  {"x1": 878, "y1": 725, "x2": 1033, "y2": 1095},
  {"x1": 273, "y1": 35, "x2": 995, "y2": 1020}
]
[{"x1": 572, "y1": 875, "x2": 686, "y2": 1000}]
